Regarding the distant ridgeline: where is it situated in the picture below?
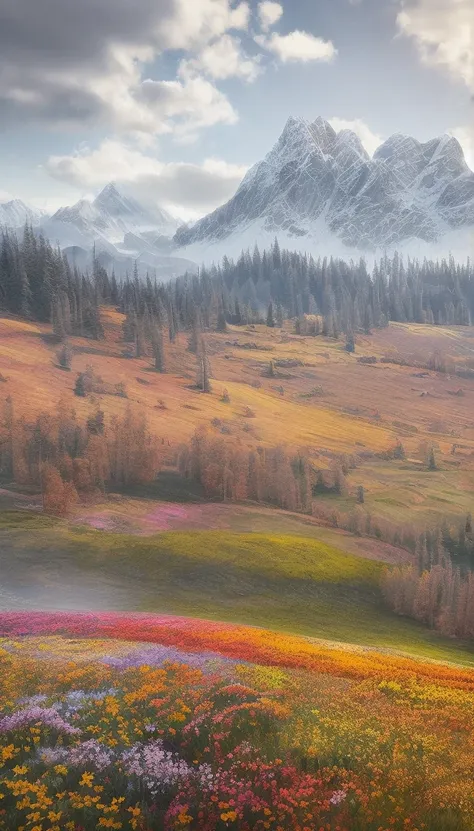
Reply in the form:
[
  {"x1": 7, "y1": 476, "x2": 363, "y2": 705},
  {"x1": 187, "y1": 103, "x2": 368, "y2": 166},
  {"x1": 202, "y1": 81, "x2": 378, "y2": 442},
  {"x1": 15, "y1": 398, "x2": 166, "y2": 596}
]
[{"x1": 1, "y1": 227, "x2": 474, "y2": 336}]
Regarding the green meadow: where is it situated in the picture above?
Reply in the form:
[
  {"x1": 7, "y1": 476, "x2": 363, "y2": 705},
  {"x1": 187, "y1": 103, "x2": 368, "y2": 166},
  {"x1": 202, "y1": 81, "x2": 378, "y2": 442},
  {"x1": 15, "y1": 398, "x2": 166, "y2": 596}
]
[{"x1": 1, "y1": 511, "x2": 473, "y2": 666}]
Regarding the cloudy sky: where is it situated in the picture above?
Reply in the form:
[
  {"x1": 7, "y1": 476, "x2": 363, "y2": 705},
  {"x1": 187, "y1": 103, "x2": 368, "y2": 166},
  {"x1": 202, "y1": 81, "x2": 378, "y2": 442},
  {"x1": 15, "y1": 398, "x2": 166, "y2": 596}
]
[{"x1": 0, "y1": 0, "x2": 472, "y2": 218}]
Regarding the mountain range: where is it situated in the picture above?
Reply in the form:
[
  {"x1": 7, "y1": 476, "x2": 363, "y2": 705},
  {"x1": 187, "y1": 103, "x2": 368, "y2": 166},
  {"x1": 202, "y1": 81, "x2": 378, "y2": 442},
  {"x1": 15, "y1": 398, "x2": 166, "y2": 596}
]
[
  {"x1": 0, "y1": 199, "x2": 46, "y2": 229},
  {"x1": 175, "y1": 116, "x2": 474, "y2": 261},
  {"x1": 0, "y1": 184, "x2": 195, "y2": 279},
  {"x1": 2, "y1": 117, "x2": 474, "y2": 273}
]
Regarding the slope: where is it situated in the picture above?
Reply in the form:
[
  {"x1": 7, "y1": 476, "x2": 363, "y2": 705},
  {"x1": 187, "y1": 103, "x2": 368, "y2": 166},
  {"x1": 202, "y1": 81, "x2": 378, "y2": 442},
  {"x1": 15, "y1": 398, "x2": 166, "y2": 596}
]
[{"x1": 0, "y1": 511, "x2": 472, "y2": 664}]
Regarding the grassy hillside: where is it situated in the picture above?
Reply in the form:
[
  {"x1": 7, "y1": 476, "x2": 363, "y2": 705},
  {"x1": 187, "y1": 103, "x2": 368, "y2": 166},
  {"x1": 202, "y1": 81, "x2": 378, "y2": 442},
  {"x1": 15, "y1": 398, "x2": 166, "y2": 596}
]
[
  {"x1": 69, "y1": 495, "x2": 409, "y2": 563},
  {"x1": 1, "y1": 511, "x2": 473, "y2": 665},
  {"x1": 1, "y1": 311, "x2": 474, "y2": 528}
]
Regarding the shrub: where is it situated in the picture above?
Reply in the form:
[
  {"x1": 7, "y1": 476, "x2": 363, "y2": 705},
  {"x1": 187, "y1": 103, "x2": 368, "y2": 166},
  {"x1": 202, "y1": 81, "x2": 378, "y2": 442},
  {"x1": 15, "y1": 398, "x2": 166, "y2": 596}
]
[{"x1": 56, "y1": 342, "x2": 73, "y2": 370}]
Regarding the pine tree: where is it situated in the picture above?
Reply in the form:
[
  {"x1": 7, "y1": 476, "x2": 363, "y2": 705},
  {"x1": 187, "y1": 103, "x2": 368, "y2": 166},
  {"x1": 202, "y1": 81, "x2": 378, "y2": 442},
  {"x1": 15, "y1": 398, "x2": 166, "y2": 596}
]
[
  {"x1": 275, "y1": 303, "x2": 284, "y2": 328},
  {"x1": 57, "y1": 342, "x2": 72, "y2": 370},
  {"x1": 345, "y1": 333, "x2": 355, "y2": 353},
  {"x1": 135, "y1": 317, "x2": 147, "y2": 358},
  {"x1": 197, "y1": 338, "x2": 212, "y2": 393},
  {"x1": 428, "y1": 448, "x2": 438, "y2": 471},
  {"x1": 74, "y1": 372, "x2": 87, "y2": 397},
  {"x1": 216, "y1": 298, "x2": 227, "y2": 332},
  {"x1": 152, "y1": 325, "x2": 166, "y2": 373},
  {"x1": 188, "y1": 311, "x2": 202, "y2": 353},
  {"x1": 266, "y1": 302, "x2": 275, "y2": 328}
]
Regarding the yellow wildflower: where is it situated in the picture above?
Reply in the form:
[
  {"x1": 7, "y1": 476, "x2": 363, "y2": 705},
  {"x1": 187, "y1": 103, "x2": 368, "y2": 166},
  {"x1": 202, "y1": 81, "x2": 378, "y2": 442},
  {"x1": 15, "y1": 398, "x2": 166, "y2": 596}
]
[{"x1": 79, "y1": 771, "x2": 94, "y2": 787}]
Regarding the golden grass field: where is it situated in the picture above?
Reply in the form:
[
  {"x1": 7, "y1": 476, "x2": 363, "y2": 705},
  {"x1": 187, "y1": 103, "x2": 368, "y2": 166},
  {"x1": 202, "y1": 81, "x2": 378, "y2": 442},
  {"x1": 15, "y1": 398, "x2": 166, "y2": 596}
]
[{"x1": 1, "y1": 309, "x2": 474, "y2": 528}]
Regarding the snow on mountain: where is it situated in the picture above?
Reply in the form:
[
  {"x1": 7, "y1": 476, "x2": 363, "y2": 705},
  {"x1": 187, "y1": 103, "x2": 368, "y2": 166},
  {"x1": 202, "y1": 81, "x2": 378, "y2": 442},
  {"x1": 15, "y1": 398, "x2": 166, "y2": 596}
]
[
  {"x1": 174, "y1": 116, "x2": 474, "y2": 260},
  {"x1": 36, "y1": 182, "x2": 193, "y2": 278},
  {"x1": 47, "y1": 183, "x2": 181, "y2": 247},
  {"x1": 0, "y1": 199, "x2": 46, "y2": 229}
]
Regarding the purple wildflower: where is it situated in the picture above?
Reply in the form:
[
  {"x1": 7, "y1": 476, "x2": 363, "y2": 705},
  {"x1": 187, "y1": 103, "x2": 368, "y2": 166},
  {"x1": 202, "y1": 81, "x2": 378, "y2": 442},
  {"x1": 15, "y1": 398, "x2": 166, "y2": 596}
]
[
  {"x1": 101, "y1": 644, "x2": 234, "y2": 672},
  {"x1": 38, "y1": 740, "x2": 114, "y2": 772},
  {"x1": 121, "y1": 740, "x2": 194, "y2": 796},
  {"x1": 17, "y1": 694, "x2": 48, "y2": 707},
  {"x1": 52, "y1": 688, "x2": 119, "y2": 718},
  {"x1": 0, "y1": 706, "x2": 80, "y2": 736},
  {"x1": 330, "y1": 789, "x2": 347, "y2": 806}
]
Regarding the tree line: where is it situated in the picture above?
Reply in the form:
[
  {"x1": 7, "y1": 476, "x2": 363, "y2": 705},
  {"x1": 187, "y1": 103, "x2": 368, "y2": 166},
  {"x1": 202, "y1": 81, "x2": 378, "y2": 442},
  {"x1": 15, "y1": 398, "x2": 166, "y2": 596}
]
[
  {"x1": 0, "y1": 396, "x2": 163, "y2": 514},
  {"x1": 177, "y1": 427, "x2": 362, "y2": 513},
  {"x1": 381, "y1": 517, "x2": 474, "y2": 641},
  {"x1": 2, "y1": 228, "x2": 474, "y2": 343},
  {"x1": 0, "y1": 402, "x2": 354, "y2": 517},
  {"x1": 0, "y1": 227, "x2": 103, "y2": 338},
  {"x1": 382, "y1": 559, "x2": 474, "y2": 641}
]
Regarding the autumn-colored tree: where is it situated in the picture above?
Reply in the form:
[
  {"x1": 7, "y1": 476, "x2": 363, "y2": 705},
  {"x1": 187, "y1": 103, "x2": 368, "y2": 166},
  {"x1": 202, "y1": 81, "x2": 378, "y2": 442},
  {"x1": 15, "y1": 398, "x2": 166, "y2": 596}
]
[
  {"x1": 107, "y1": 407, "x2": 161, "y2": 487},
  {"x1": 179, "y1": 428, "x2": 315, "y2": 514},
  {"x1": 382, "y1": 558, "x2": 474, "y2": 642},
  {"x1": 42, "y1": 462, "x2": 78, "y2": 516},
  {"x1": 1, "y1": 396, "x2": 164, "y2": 499}
]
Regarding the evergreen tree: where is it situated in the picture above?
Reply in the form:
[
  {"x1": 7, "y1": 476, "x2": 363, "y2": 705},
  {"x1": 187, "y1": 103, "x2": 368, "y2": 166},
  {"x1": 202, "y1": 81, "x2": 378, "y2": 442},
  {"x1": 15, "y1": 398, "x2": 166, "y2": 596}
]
[
  {"x1": 345, "y1": 333, "x2": 356, "y2": 353},
  {"x1": 196, "y1": 338, "x2": 212, "y2": 393},
  {"x1": 266, "y1": 302, "x2": 275, "y2": 328},
  {"x1": 216, "y1": 298, "x2": 227, "y2": 332},
  {"x1": 428, "y1": 448, "x2": 438, "y2": 471},
  {"x1": 74, "y1": 373, "x2": 87, "y2": 397},
  {"x1": 152, "y1": 325, "x2": 166, "y2": 373}
]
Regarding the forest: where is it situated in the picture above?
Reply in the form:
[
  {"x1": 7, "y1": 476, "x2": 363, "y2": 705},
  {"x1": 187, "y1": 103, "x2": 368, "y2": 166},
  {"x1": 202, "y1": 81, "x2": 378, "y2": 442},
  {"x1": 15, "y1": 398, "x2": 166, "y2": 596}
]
[{"x1": 1, "y1": 228, "x2": 474, "y2": 346}]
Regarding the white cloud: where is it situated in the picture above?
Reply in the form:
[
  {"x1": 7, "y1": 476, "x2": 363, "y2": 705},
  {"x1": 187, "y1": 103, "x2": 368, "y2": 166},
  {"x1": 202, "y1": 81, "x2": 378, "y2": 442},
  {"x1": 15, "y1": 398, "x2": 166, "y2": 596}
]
[
  {"x1": 157, "y1": 0, "x2": 251, "y2": 50},
  {"x1": 138, "y1": 74, "x2": 238, "y2": 139},
  {"x1": 255, "y1": 30, "x2": 337, "y2": 63},
  {"x1": 328, "y1": 117, "x2": 384, "y2": 156},
  {"x1": 0, "y1": 0, "x2": 252, "y2": 137},
  {"x1": 397, "y1": 0, "x2": 474, "y2": 89},
  {"x1": 180, "y1": 34, "x2": 261, "y2": 82},
  {"x1": 46, "y1": 141, "x2": 165, "y2": 188},
  {"x1": 45, "y1": 139, "x2": 248, "y2": 215},
  {"x1": 258, "y1": 2, "x2": 283, "y2": 32},
  {"x1": 447, "y1": 126, "x2": 474, "y2": 170}
]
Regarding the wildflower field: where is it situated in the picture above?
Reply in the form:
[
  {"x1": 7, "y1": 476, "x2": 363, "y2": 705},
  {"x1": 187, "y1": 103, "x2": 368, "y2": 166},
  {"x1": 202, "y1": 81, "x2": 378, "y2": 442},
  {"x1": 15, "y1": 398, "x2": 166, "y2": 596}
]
[{"x1": 1, "y1": 613, "x2": 474, "y2": 831}]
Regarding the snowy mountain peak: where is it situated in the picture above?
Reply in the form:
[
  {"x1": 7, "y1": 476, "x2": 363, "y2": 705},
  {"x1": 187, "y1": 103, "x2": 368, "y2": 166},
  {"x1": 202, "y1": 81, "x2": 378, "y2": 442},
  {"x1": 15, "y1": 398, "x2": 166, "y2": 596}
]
[
  {"x1": 174, "y1": 115, "x2": 474, "y2": 257},
  {"x1": 310, "y1": 117, "x2": 337, "y2": 152},
  {"x1": 93, "y1": 182, "x2": 141, "y2": 217},
  {"x1": 96, "y1": 181, "x2": 120, "y2": 198},
  {"x1": 333, "y1": 130, "x2": 370, "y2": 163},
  {"x1": 0, "y1": 198, "x2": 45, "y2": 228},
  {"x1": 46, "y1": 182, "x2": 181, "y2": 249},
  {"x1": 54, "y1": 199, "x2": 96, "y2": 222}
]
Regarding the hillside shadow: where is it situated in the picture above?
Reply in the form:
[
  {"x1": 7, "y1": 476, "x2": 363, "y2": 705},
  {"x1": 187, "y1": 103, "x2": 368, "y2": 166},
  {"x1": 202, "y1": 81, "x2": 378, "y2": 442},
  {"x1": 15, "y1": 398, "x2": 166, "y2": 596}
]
[{"x1": 116, "y1": 471, "x2": 207, "y2": 503}]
